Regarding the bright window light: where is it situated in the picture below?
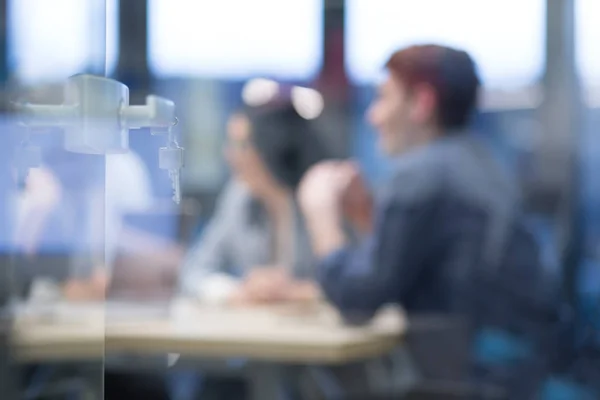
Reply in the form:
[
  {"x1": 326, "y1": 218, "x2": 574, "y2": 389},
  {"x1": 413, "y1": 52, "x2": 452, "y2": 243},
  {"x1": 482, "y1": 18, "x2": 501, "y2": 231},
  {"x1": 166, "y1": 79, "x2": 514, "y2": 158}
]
[
  {"x1": 148, "y1": 0, "x2": 323, "y2": 80},
  {"x1": 576, "y1": 0, "x2": 600, "y2": 87},
  {"x1": 8, "y1": 0, "x2": 119, "y2": 84},
  {"x1": 345, "y1": 0, "x2": 546, "y2": 89}
]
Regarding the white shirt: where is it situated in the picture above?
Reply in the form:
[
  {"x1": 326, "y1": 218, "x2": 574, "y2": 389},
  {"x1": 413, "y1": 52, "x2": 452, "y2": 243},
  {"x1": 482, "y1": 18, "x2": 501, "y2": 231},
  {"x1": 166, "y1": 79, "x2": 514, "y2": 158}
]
[{"x1": 103, "y1": 152, "x2": 153, "y2": 265}]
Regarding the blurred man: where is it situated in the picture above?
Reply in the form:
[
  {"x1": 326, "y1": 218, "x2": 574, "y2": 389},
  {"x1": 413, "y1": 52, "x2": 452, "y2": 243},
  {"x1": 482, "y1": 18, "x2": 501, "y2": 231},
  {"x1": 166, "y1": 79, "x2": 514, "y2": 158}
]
[{"x1": 298, "y1": 44, "x2": 559, "y2": 398}]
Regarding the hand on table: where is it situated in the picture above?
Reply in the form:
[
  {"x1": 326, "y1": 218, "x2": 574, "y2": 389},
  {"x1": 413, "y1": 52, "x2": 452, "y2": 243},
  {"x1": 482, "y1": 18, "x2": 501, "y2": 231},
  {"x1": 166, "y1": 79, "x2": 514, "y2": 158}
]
[
  {"x1": 63, "y1": 269, "x2": 109, "y2": 302},
  {"x1": 227, "y1": 267, "x2": 321, "y2": 306},
  {"x1": 242, "y1": 267, "x2": 289, "y2": 303},
  {"x1": 284, "y1": 280, "x2": 322, "y2": 303}
]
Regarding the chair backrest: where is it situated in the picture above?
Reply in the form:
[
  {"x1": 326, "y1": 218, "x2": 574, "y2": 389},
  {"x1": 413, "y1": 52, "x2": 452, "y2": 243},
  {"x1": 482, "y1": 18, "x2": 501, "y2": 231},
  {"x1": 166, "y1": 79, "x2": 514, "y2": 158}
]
[{"x1": 405, "y1": 315, "x2": 471, "y2": 382}]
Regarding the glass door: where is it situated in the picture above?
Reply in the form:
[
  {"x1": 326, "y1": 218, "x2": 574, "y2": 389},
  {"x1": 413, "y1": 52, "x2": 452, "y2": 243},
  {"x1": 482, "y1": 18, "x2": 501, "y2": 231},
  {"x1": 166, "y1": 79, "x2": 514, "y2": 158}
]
[{"x1": 2, "y1": 1, "x2": 113, "y2": 398}]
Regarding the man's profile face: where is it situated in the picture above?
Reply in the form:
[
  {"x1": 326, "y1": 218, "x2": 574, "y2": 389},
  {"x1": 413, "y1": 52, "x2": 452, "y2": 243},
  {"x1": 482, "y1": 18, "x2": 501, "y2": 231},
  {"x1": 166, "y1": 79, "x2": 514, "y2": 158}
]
[{"x1": 366, "y1": 76, "x2": 413, "y2": 156}]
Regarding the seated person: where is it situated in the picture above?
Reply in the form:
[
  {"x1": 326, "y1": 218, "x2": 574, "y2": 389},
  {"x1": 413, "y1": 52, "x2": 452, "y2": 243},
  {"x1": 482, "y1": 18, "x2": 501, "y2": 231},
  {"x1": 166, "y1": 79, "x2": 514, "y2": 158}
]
[
  {"x1": 168, "y1": 99, "x2": 332, "y2": 400},
  {"x1": 298, "y1": 44, "x2": 560, "y2": 399},
  {"x1": 12, "y1": 150, "x2": 175, "y2": 400},
  {"x1": 180, "y1": 100, "x2": 330, "y2": 305},
  {"x1": 13, "y1": 149, "x2": 171, "y2": 301}
]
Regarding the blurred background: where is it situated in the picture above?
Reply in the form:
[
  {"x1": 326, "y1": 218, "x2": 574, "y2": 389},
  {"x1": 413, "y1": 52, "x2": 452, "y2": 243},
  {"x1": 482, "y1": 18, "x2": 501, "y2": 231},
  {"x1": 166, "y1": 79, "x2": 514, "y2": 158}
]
[
  {"x1": 1, "y1": 1, "x2": 599, "y2": 399},
  {"x1": 3, "y1": 0, "x2": 596, "y2": 221}
]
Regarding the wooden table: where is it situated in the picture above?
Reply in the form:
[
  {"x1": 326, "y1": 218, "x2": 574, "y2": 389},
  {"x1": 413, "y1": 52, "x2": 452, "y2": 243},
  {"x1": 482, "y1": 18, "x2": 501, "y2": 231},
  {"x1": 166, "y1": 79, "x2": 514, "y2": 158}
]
[
  {"x1": 14, "y1": 299, "x2": 405, "y2": 364},
  {"x1": 14, "y1": 303, "x2": 106, "y2": 362},
  {"x1": 14, "y1": 300, "x2": 405, "y2": 400}
]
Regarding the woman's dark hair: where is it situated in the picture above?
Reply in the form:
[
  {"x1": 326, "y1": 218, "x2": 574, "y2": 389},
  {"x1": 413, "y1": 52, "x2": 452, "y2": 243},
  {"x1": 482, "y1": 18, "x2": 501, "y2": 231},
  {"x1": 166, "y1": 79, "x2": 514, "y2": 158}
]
[{"x1": 241, "y1": 101, "x2": 330, "y2": 191}]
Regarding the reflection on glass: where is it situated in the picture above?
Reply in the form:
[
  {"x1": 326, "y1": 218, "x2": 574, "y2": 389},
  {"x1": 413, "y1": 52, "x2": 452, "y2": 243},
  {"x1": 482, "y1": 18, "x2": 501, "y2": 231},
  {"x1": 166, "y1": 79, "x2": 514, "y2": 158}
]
[
  {"x1": 148, "y1": 0, "x2": 323, "y2": 80},
  {"x1": 8, "y1": 0, "x2": 118, "y2": 84},
  {"x1": 345, "y1": 0, "x2": 546, "y2": 89}
]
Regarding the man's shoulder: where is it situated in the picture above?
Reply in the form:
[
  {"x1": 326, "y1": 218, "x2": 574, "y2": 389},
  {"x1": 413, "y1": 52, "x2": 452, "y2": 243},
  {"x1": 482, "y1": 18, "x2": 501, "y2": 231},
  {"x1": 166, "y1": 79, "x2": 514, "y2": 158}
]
[
  {"x1": 384, "y1": 134, "x2": 512, "y2": 203},
  {"x1": 383, "y1": 145, "x2": 445, "y2": 204}
]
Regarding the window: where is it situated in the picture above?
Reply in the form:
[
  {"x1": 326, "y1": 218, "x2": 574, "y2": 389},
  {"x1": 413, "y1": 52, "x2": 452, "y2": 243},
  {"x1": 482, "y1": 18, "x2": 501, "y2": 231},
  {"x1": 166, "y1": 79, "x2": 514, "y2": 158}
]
[
  {"x1": 148, "y1": 0, "x2": 323, "y2": 80},
  {"x1": 8, "y1": 0, "x2": 118, "y2": 84},
  {"x1": 345, "y1": 0, "x2": 546, "y2": 90},
  {"x1": 576, "y1": 0, "x2": 600, "y2": 88}
]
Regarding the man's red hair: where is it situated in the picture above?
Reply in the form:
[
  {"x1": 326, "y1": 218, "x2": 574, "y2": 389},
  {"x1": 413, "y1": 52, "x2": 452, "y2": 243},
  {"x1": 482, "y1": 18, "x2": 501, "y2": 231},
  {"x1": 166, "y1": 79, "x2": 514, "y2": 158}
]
[{"x1": 385, "y1": 44, "x2": 480, "y2": 130}]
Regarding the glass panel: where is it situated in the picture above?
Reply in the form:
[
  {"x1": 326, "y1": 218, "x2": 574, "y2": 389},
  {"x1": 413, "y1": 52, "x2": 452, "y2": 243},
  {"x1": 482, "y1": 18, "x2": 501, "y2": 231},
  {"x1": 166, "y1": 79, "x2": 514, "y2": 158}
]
[
  {"x1": 148, "y1": 0, "x2": 323, "y2": 80},
  {"x1": 3, "y1": 1, "x2": 110, "y2": 398},
  {"x1": 345, "y1": 0, "x2": 546, "y2": 89}
]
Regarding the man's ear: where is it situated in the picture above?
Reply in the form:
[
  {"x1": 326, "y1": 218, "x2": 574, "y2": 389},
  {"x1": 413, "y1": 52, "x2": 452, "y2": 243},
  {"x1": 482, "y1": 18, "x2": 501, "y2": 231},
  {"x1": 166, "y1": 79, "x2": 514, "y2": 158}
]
[{"x1": 408, "y1": 83, "x2": 438, "y2": 124}]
